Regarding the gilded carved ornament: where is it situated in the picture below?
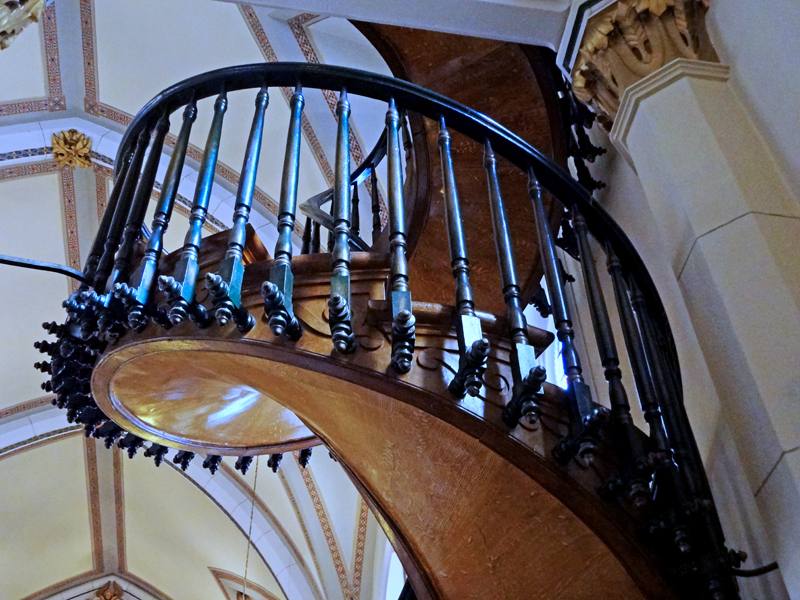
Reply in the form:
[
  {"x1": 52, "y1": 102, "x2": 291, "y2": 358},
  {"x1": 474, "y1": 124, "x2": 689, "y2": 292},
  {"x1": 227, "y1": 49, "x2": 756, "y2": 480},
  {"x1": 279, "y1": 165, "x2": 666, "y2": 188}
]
[
  {"x1": 95, "y1": 581, "x2": 124, "y2": 600},
  {"x1": 0, "y1": 0, "x2": 45, "y2": 50},
  {"x1": 572, "y1": 0, "x2": 715, "y2": 128},
  {"x1": 52, "y1": 129, "x2": 92, "y2": 168}
]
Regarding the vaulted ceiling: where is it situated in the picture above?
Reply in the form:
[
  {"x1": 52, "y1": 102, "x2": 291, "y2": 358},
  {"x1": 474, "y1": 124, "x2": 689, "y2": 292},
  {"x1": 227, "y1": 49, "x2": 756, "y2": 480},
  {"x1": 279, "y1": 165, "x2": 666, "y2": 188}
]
[{"x1": 0, "y1": 2, "x2": 405, "y2": 599}]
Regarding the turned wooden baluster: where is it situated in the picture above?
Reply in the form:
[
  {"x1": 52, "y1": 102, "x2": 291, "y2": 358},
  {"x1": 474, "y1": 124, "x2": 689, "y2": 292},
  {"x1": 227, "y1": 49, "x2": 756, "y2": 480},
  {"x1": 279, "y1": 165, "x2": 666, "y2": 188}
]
[
  {"x1": 206, "y1": 85, "x2": 270, "y2": 333},
  {"x1": 370, "y1": 168, "x2": 381, "y2": 243},
  {"x1": 92, "y1": 129, "x2": 149, "y2": 291},
  {"x1": 117, "y1": 101, "x2": 197, "y2": 331},
  {"x1": 572, "y1": 211, "x2": 649, "y2": 504},
  {"x1": 483, "y1": 142, "x2": 545, "y2": 426},
  {"x1": 328, "y1": 90, "x2": 356, "y2": 353},
  {"x1": 262, "y1": 85, "x2": 304, "y2": 340},
  {"x1": 438, "y1": 117, "x2": 489, "y2": 397},
  {"x1": 109, "y1": 113, "x2": 171, "y2": 292},
  {"x1": 159, "y1": 90, "x2": 227, "y2": 327},
  {"x1": 83, "y1": 153, "x2": 132, "y2": 286},
  {"x1": 386, "y1": 99, "x2": 415, "y2": 373},
  {"x1": 529, "y1": 169, "x2": 607, "y2": 464}
]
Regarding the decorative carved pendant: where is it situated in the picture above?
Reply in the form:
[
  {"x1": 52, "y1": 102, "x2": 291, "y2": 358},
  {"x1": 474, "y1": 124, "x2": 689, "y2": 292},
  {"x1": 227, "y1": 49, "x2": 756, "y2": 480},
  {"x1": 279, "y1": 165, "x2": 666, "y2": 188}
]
[
  {"x1": 52, "y1": 129, "x2": 92, "y2": 168},
  {"x1": 95, "y1": 581, "x2": 124, "y2": 600},
  {"x1": 0, "y1": 0, "x2": 45, "y2": 50}
]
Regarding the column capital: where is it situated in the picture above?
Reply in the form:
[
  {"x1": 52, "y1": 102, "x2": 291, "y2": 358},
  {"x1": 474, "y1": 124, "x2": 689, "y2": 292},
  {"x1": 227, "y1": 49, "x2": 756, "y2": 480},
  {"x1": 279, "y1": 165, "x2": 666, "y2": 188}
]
[
  {"x1": 610, "y1": 58, "x2": 729, "y2": 164},
  {"x1": 567, "y1": 0, "x2": 716, "y2": 129}
]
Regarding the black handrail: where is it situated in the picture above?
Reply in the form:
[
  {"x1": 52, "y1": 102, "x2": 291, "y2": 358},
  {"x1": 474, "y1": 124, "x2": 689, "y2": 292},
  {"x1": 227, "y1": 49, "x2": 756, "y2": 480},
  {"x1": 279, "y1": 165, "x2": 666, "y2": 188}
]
[{"x1": 114, "y1": 63, "x2": 676, "y2": 397}]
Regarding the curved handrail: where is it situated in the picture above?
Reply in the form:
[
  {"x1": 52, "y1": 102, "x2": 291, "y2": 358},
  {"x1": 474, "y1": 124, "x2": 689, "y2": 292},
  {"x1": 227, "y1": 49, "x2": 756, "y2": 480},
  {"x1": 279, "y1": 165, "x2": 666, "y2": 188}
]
[{"x1": 115, "y1": 62, "x2": 676, "y2": 395}]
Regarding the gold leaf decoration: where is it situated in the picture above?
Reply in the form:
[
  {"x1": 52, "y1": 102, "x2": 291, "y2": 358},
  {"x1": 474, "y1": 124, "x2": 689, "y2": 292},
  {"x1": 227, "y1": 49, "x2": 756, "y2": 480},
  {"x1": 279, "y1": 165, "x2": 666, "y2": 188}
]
[
  {"x1": 95, "y1": 581, "x2": 124, "y2": 600},
  {"x1": 52, "y1": 129, "x2": 93, "y2": 168},
  {"x1": 0, "y1": 0, "x2": 45, "y2": 50}
]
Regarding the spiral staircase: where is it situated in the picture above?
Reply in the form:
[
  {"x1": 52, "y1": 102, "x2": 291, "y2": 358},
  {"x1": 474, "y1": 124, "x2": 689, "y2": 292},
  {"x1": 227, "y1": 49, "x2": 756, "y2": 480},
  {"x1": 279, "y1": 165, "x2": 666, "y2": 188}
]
[{"x1": 26, "y1": 38, "x2": 752, "y2": 599}]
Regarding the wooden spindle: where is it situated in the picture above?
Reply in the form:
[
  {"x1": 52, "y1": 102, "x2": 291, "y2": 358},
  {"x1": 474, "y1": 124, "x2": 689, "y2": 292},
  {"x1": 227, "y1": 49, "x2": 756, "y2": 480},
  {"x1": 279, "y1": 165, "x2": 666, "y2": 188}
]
[
  {"x1": 484, "y1": 142, "x2": 544, "y2": 426},
  {"x1": 207, "y1": 85, "x2": 270, "y2": 332},
  {"x1": 328, "y1": 90, "x2": 356, "y2": 354},
  {"x1": 119, "y1": 101, "x2": 197, "y2": 330},
  {"x1": 160, "y1": 90, "x2": 227, "y2": 327},
  {"x1": 263, "y1": 85, "x2": 304, "y2": 340},
  {"x1": 438, "y1": 117, "x2": 489, "y2": 397}
]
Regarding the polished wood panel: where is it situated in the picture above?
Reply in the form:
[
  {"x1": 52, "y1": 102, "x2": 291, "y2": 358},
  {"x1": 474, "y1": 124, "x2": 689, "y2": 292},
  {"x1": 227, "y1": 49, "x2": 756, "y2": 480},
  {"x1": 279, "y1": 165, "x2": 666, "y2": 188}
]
[
  {"x1": 92, "y1": 245, "x2": 674, "y2": 599},
  {"x1": 354, "y1": 24, "x2": 563, "y2": 312}
]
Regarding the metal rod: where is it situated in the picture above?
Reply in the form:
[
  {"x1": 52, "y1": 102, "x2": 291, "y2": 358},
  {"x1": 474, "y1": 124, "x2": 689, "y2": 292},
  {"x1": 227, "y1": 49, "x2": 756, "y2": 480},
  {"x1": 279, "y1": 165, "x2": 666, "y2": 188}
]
[
  {"x1": 438, "y1": 117, "x2": 488, "y2": 397},
  {"x1": 264, "y1": 84, "x2": 304, "y2": 340},
  {"x1": 207, "y1": 85, "x2": 268, "y2": 332},
  {"x1": 160, "y1": 90, "x2": 227, "y2": 326},
  {"x1": 109, "y1": 113, "x2": 170, "y2": 291},
  {"x1": 301, "y1": 216, "x2": 312, "y2": 255},
  {"x1": 386, "y1": 98, "x2": 414, "y2": 372},
  {"x1": 328, "y1": 89, "x2": 355, "y2": 353},
  {"x1": 351, "y1": 179, "x2": 360, "y2": 238}
]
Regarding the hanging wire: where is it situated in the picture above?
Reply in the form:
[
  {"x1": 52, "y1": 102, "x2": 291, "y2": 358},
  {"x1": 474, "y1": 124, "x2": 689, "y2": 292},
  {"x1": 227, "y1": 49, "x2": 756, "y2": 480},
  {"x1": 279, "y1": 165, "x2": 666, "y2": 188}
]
[{"x1": 241, "y1": 455, "x2": 260, "y2": 600}]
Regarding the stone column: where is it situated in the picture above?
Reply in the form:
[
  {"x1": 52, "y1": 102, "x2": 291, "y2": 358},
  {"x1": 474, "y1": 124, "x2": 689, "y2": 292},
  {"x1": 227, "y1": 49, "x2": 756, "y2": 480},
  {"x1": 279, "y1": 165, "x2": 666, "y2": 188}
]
[{"x1": 610, "y1": 57, "x2": 800, "y2": 597}]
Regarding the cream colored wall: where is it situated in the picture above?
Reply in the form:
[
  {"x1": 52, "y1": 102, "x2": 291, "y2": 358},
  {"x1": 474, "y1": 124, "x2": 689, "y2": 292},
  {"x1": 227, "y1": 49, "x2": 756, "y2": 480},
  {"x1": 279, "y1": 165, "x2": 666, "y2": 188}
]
[
  {"x1": 0, "y1": 435, "x2": 94, "y2": 600},
  {"x1": 0, "y1": 23, "x2": 46, "y2": 102},
  {"x1": 124, "y1": 454, "x2": 287, "y2": 600},
  {"x1": 0, "y1": 173, "x2": 71, "y2": 409}
]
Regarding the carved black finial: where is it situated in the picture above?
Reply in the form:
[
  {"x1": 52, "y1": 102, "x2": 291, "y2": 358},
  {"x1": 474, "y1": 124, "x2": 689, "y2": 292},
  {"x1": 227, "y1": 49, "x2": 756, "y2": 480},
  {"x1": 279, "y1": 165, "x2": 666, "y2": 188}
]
[
  {"x1": 328, "y1": 294, "x2": 355, "y2": 354},
  {"x1": 448, "y1": 338, "x2": 490, "y2": 398},
  {"x1": 144, "y1": 443, "x2": 170, "y2": 467},
  {"x1": 202, "y1": 454, "x2": 223, "y2": 475},
  {"x1": 267, "y1": 453, "x2": 283, "y2": 473},
  {"x1": 173, "y1": 450, "x2": 196, "y2": 471},
  {"x1": 298, "y1": 447, "x2": 313, "y2": 468},
  {"x1": 118, "y1": 433, "x2": 145, "y2": 459},
  {"x1": 235, "y1": 455, "x2": 253, "y2": 475},
  {"x1": 262, "y1": 281, "x2": 302, "y2": 340},
  {"x1": 390, "y1": 310, "x2": 415, "y2": 373}
]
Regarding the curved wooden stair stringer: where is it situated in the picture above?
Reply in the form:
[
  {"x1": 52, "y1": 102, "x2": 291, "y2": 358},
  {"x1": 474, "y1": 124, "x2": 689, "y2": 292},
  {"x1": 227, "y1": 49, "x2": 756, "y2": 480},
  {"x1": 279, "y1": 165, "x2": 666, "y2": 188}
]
[{"x1": 91, "y1": 245, "x2": 677, "y2": 600}]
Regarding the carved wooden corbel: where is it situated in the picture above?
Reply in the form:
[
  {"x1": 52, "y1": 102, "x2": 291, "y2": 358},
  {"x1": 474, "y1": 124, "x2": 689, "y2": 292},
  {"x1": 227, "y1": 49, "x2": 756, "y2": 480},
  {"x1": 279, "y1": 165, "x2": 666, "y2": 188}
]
[{"x1": 572, "y1": 0, "x2": 716, "y2": 128}]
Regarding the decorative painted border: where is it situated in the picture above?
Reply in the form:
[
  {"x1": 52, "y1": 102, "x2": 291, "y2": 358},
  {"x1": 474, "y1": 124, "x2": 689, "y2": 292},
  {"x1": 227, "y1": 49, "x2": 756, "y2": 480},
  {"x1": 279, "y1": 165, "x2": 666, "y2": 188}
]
[
  {"x1": 210, "y1": 567, "x2": 282, "y2": 600},
  {"x1": 0, "y1": 161, "x2": 81, "y2": 292},
  {"x1": 113, "y1": 447, "x2": 127, "y2": 572},
  {"x1": 240, "y1": 5, "x2": 335, "y2": 189},
  {"x1": 278, "y1": 467, "x2": 328, "y2": 599},
  {"x1": 84, "y1": 436, "x2": 106, "y2": 573},
  {"x1": 221, "y1": 462, "x2": 325, "y2": 600},
  {"x1": 296, "y1": 454, "x2": 351, "y2": 600},
  {"x1": 287, "y1": 13, "x2": 388, "y2": 227},
  {"x1": 351, "y1": 498, "x2": 369, "y2": 600},
  {"x1": 0, "y1": 395, "x2": 52, "y2": 421},
  {"x1": 79, "y1": 0, "x2": 283, "y2": 231},
  {"x1": 0, "y1": 4, "x2": 65, "y2": 117},
  {"x1": 19, "y1": 571, "x2": 100, "y2": 600},
  {"x1": 0, "y1": 426, "x2": 80, "y2": 462}
]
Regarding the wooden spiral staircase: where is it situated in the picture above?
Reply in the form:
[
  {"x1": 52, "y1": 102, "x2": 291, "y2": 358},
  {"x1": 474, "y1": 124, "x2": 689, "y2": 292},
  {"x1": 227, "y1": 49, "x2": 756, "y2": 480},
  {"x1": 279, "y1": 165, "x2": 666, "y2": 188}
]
[{"x1": 30, "y1": 29, "x2": 750, "y2": 600}]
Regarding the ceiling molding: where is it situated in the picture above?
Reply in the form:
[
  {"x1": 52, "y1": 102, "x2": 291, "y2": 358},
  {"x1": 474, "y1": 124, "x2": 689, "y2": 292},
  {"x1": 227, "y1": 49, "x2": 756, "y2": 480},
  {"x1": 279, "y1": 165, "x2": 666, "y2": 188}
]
[
  {"x1": 0, "y1": 160, "x2": 81, "y2": 291},
  {"x1": 239, "y1": 4, "x2": 334, "y2": 189},
  {"x1": 84, "y1": 436, "x2": 106, "y2": 573},
  {"x1": 0, "y1": 4, "x2": 65, "y2": 118},
  {"x1": 277, "y1": 468, "x2": 328, "y2": 598},
  {"x1": 0, "y1": 395, "x2": 52, "y2": 421},
  {"x1": 295, "y1": 453, "x2": 352, "y2": 600},
  {"x1": 209, "y1": 567, "x2": 282, "y2": 600},
  {"x1": 78, "y1": 0, "x2": 285, "y2": 232},
  {"x1": 113, "y1": 446, "x2": 128, "y2": 575},
  {"x1": 0, "y1": 426, "x2": 80, "y2": 462},
  {"x1": 287, "y1": 13, "x2": 388, "y2": 226},
  {"x1": 351, "y1": 498, "x2": 369, "y2": 600}
]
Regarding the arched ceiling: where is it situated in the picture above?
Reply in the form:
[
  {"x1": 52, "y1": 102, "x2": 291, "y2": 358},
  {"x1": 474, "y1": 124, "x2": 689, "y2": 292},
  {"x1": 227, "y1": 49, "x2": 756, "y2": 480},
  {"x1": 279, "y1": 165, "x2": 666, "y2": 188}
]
[{"x1": 0, "y1": 2, "x2": 405, "y2": 599}]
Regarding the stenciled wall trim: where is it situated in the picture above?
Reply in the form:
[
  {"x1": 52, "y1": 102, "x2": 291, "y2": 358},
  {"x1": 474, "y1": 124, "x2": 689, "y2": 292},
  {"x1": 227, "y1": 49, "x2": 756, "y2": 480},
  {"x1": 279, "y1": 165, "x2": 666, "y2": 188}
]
[
  {"x1": 0, "y1": 4, "x2": 65, "y2": 117},
  {"x1": 79, "y1": 0, "x2": 286, "y2": 233},
  {"x1": 287, "y1": 13, "x2": 388, "y2": 227},
  {"x1": 210, "y1": 567, "x2": 282, "y2": 600},
  {"x1": 84, "y1": 436, "x2": 106, "y2": 573},
  {"x1": 0, "y1": 160, "x2": 81, "y2": 292}
]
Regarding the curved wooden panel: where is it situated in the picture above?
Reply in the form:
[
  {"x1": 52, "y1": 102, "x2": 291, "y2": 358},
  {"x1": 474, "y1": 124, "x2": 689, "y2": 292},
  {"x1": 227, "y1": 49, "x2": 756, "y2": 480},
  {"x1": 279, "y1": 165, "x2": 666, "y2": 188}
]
[{"x1": 92, "y1": 249, "x2": 675, "y2": 599}]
